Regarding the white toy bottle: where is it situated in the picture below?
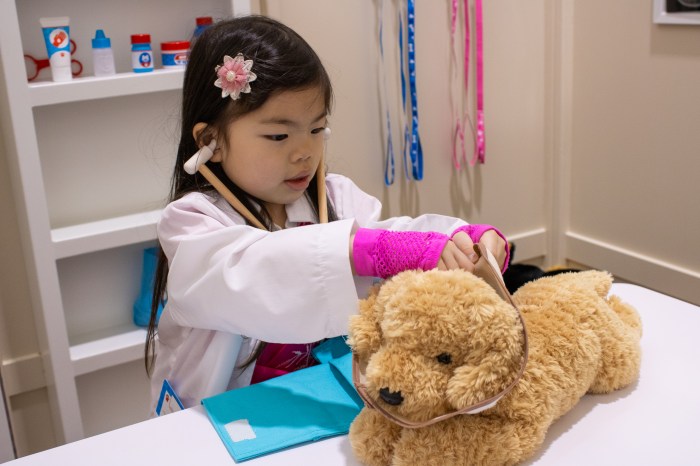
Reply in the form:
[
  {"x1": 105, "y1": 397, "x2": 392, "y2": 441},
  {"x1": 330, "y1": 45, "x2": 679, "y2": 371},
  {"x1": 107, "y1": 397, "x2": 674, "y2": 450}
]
[{"x1": 92, "y1": 29, "x2": 116, "y2": 77}]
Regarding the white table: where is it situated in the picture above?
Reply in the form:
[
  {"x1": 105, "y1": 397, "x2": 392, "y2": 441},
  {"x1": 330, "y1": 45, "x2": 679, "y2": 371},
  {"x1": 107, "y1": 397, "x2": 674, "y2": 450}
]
[{"x1": 8, "y1": 284, "x2": 700, "y2": 465}]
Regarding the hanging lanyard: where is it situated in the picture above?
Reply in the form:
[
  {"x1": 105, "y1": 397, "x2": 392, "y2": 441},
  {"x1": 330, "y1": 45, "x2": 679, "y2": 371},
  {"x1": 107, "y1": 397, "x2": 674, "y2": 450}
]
[
  {"x1": 451, "y1": 0, "x2": 471, "y2": 170},
  {"x1": 398, "y1": 9, "x2": 411, "y2": 180},
  {"x1": 451, "y1": 0, "x2": 485, "y2": 168},
  {"x1": 378, "y1": 0, "x2": 396, "y2": 186},
  {"x1": 406, "y1": 0, "x2": 423, "y2": 180},
  {"x1": 473, "y1": 0, "x2": 485, "y2": 165},
  {"x1": 379, "y1": 0, "x2": 424, "y2": 182}
]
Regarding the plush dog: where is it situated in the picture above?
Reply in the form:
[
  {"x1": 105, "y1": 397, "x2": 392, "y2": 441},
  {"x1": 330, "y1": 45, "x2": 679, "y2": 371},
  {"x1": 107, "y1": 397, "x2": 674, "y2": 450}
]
[{"x1": 347, "y1": 268, "x2": 642, "y2": 466}]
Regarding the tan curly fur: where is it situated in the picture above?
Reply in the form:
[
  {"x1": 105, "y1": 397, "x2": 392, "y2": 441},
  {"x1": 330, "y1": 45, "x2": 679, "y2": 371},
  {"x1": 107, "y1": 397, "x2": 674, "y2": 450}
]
[{"x1": 347, "y1": 269, "x2": 642, "y2": 466}]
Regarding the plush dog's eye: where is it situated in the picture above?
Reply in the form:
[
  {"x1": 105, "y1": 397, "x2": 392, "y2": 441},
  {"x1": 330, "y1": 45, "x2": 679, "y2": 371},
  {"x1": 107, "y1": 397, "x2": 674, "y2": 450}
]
[{"x1": 436, "y1": 353, "x2": 452, "y2": 364}]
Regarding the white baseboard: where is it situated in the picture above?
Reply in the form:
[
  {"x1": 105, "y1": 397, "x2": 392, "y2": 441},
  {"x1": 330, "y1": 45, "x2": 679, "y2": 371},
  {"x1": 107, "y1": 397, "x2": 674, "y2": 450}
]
[{"x1": 566, "y1": 232, "x2": 700, "y2": 305}]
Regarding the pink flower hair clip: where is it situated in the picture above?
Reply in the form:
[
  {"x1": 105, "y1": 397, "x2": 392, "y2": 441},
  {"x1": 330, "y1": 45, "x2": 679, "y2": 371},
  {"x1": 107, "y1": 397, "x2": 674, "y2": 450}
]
[{"x1": 214, "y1": 53, "x2": 257, "y2": 100}]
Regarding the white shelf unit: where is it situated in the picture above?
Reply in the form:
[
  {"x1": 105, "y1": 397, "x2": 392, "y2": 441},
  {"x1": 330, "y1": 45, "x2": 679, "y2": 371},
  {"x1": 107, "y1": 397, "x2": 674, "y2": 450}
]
[
  {"x1": 29, "y1": 69, "x2": 186, "y2": 107},
  {"x1": 52, "y1": 209, "x2": 162, "y2": 259},
  {"x1": 0, "y1": 0, "x2": 253, "y2": 446}
]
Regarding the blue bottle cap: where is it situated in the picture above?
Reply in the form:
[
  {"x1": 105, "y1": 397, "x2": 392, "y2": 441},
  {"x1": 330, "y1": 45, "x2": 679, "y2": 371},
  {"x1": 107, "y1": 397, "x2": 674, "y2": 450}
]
[{"x1": 92, "y1": 29, "x2": 111, "y2": 49}]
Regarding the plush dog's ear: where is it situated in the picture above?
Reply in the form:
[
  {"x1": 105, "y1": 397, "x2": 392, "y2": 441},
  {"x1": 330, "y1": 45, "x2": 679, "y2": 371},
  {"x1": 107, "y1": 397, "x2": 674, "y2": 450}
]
[
  {"x1": 445, "y1": 353, "x2": 517, "y2": 409},
  {"x1": 445, "y1": 316, "x2": 525, "y2": 410},
  {"x1": 347, "y1": 283, "x2": 384, "y2": 361}
]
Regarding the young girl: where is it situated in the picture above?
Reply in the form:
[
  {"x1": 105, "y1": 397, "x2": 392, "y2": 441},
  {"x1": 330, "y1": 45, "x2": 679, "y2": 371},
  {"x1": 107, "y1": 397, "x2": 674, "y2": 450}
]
[{"x1": 146, "y1": 15, "x2": 509, "y2": 412}]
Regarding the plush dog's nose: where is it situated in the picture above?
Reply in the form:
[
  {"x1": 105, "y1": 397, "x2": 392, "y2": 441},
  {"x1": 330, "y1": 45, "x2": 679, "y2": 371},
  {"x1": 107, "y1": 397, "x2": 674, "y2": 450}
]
[{"x1": 379, "y1": 387, "x2": 404, "y2": 405}]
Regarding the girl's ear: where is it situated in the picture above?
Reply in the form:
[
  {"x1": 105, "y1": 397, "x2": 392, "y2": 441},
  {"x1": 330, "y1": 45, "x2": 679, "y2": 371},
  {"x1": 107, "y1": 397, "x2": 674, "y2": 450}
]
[{"x1": 193, "y1": 122, "x2": 222, "y2": 162}]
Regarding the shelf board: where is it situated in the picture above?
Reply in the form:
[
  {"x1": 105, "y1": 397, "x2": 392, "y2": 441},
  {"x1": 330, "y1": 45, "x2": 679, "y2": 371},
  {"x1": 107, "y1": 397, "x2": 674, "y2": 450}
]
[
  {"x1": 70, "y1": 324, "x2": 148, "y2": 376},
  {"x1": 52, "y1": 209, "x2": 161, "y2": 259},
  {"x1": 29, "y1": 68, "x2": 185, "y2": 107}
]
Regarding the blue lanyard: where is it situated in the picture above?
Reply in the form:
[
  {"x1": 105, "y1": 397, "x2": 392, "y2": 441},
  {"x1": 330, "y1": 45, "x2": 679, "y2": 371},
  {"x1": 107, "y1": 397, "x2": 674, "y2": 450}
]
[
  {"x1": 398, "y1": 10, "x2": 411, "y2": 181},
  {"x1": 384, "y1": 112, "x2": 396, "y2": 186},
  {"x1": 406, "y1": 0, "x2": 423, "y2": 180},
  {"x1": 379, "y1": 0, "x2": 395, "y2": 186}
]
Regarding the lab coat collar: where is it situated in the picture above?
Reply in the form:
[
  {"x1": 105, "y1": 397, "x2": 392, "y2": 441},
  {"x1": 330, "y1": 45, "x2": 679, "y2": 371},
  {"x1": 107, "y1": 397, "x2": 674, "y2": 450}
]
[
  {"x1": 210, "y1": 189, "x2": 316, "y2": 229},
  {"x1": 285, "y1": 194, "x2": 317, "y2": 227}
]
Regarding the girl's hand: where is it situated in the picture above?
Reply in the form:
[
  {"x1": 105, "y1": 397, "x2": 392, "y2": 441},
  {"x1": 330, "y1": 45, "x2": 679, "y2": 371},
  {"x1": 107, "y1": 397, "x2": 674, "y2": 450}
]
[
  {"x1": 450, "y1": 225, "x2": 510, "y2": 273},
  {"x1": 447, "y1": 230, "x2": 508, "y2": 273},
  {"x1": 438, "y1": 232, "x2": 477, "y2": 273},
  {"x1": 478, "y1": 229, "x2": 508, "y2": 272}
]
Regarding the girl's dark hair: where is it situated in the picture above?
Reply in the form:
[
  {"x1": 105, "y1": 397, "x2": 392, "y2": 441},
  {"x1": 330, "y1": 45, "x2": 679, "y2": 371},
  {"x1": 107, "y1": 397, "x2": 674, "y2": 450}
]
[{"x1": 146, "y1": 15, "x2": 337, "y2": 375}]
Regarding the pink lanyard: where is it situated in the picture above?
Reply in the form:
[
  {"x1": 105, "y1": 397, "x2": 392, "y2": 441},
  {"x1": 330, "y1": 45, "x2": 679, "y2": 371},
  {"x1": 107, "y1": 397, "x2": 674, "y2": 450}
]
[
  {"x1": 451, "y1": 0, "x2": 485, "y2": 168},
  {"x1": 475, "y1": 0, "x2": 485, "y2": 164}
]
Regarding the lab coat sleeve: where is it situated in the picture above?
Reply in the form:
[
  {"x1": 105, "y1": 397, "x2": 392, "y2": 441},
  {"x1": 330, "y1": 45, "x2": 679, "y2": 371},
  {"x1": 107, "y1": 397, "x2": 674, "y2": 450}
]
[
  {"x1": 159, "y1": 197, "x2": 359, "y2": 344},
  {"x1": 369, "y1": 214, "x2": 467, "y2": 234}
]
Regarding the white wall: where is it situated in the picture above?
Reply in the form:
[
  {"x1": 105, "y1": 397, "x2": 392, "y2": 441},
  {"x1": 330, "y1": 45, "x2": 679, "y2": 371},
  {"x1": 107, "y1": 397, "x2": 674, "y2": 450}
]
[{"x1": 563, "y1": 0, "x2": 700, "y2": 303}]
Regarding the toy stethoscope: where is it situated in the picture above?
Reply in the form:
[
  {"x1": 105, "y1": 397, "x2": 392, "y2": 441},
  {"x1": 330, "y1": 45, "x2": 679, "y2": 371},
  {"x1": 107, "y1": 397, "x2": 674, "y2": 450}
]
[
  {"x1": 184, "y1": 128, "x2": 331, "y2": 230},
  {"x1": 24, "y1": 39, "x2": 83, "y2": 82},
  {"x1": 352, "y1": 243, "x2": 530, "y2": 428}
]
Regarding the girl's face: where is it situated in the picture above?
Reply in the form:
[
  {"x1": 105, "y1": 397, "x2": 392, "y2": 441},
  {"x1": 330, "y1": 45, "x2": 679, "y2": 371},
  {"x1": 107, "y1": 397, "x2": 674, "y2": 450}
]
[{"x1": 214, "y1": 86, "x2": 328, "y2": 226}]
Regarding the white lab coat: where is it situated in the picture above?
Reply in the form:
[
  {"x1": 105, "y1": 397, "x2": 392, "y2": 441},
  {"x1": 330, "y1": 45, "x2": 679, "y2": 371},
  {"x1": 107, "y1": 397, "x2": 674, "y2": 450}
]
[{"x1": 150, "y1": 173, "x2": 467, "y2": 412}]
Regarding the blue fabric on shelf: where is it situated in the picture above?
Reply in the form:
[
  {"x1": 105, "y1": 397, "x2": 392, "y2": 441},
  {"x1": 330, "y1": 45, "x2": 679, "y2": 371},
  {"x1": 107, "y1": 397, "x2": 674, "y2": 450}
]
[
  {"x1": 201, "y1": 341, "x2": 361, "y2": 462},
  {"x1": 133, "y1": 246, "x2": 164, "y2": 327}
]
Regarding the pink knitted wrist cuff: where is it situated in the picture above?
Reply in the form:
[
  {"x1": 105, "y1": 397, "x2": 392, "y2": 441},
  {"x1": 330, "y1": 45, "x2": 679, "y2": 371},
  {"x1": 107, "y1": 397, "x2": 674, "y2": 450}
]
[
  {"x1": 452, "y1": 224, "x2": 510, "y2": 273},
  {"x1": 352, "y1": 228, "x2": 384, "y2": 277},
  {"x1": 353, "y1": 228, "x2": 450, "y2": 278}
]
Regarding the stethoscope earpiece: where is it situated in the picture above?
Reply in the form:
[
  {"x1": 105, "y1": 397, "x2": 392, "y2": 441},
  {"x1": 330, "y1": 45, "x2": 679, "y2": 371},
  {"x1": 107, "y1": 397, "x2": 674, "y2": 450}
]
[{"x1": 184, "y1": 139, "x2": 217, "y2": 175}]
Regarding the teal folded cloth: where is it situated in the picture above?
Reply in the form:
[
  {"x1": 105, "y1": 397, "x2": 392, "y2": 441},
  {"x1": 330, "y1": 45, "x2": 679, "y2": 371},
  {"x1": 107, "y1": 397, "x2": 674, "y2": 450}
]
[
  {"x1": 312, "y1": 335, "x2": 351, "y2": 364},
  {"x1": 202, "y1": 344, "x2": 361, "y2": 462}
]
